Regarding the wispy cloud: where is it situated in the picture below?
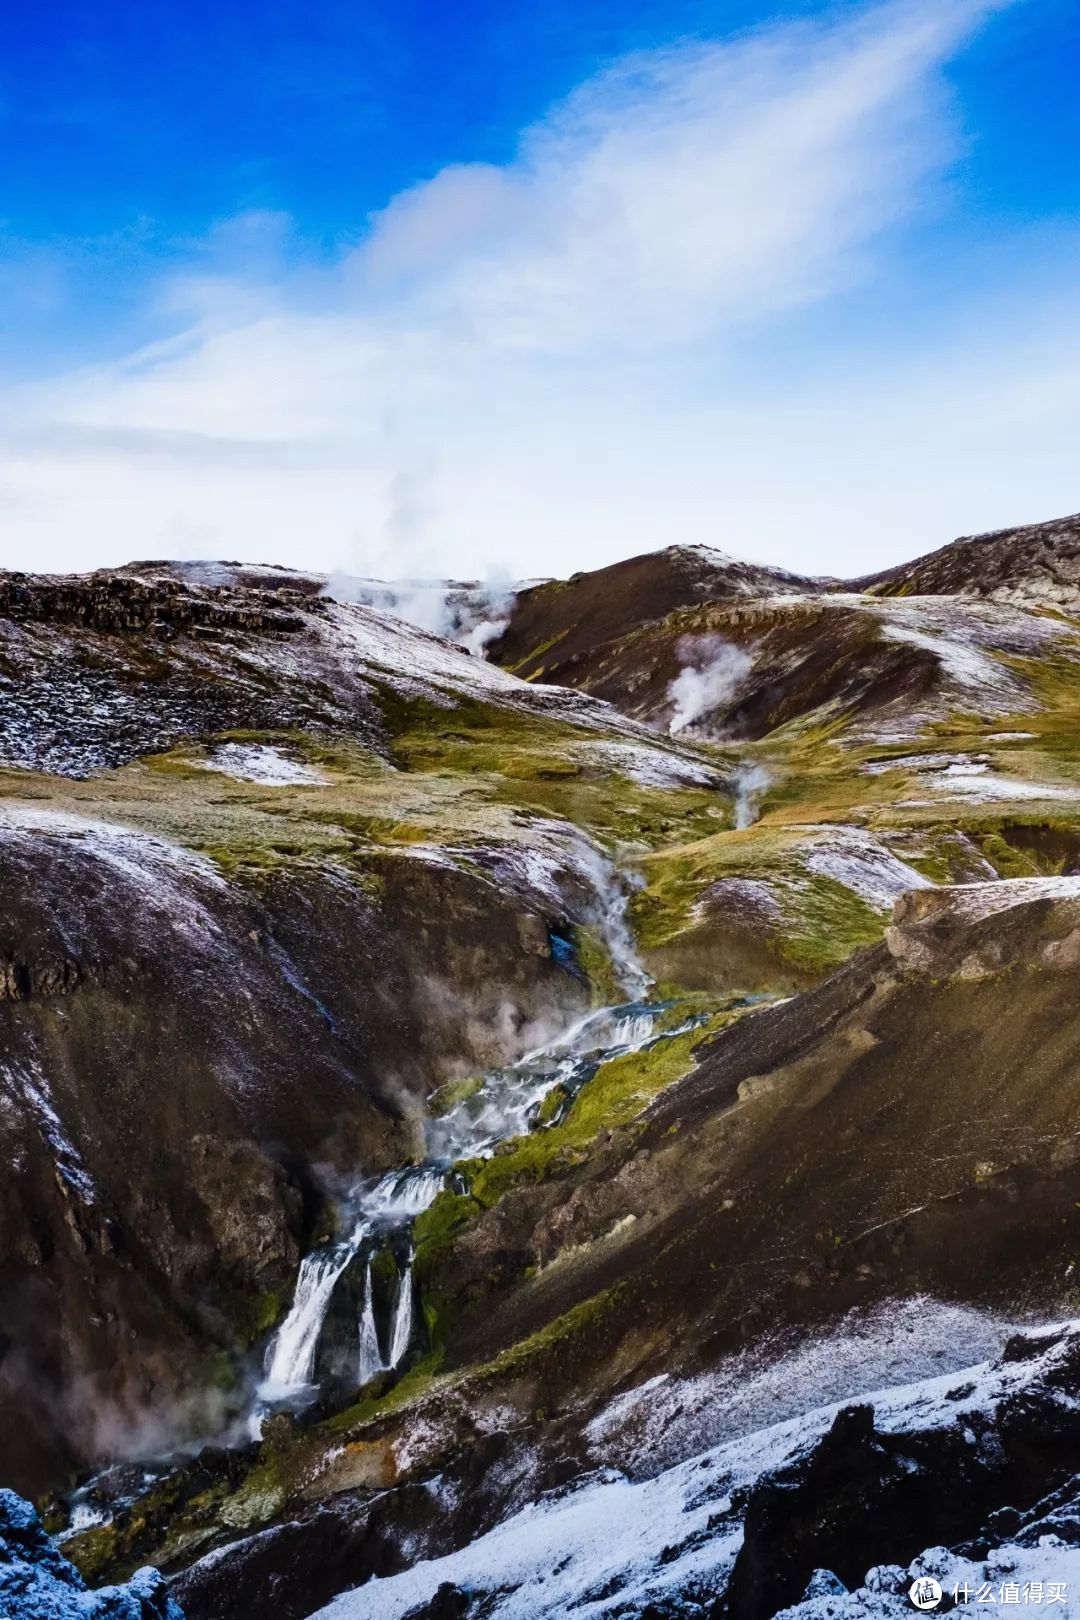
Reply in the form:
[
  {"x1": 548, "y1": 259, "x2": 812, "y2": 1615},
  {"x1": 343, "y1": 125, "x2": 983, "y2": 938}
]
[{"x1": 2, "y1": 0, "x2": 1060, "y2": 582}]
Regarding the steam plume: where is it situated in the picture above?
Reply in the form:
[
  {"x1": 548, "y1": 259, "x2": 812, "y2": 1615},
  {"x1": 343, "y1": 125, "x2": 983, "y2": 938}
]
[
  {"x1": 732, "y1": 763, "x2": 772, "y2": 829},
  {"x1": 667, "y1": 634, "x2": 751, "y2": 736}
]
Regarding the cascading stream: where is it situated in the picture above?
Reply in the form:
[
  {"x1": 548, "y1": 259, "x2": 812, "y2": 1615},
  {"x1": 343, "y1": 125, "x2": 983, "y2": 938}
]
[
  {"x1": 252, "y1": 910, "x2": 703, "y2": 1433},
  {"x1": 357, "y1": 1260, "x2": 385, "y2": 1386},
  {"x1": 388, "y1": 1254, "x2": 415, "y2": 1370},
  {"x1": 261, "y1": 1232, "x2": 367, "y2": 1397}
]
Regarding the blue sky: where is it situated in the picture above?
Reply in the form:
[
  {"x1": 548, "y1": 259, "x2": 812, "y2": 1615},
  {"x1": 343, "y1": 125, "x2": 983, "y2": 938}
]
[{"x1": 0, "y1": 0, "x2": 1077, "y2": 579}]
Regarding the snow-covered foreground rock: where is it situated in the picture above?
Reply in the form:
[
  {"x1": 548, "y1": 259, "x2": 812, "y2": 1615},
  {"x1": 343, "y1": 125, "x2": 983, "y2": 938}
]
[
  {"x1": 0, "y1": 1490, "x2": 182, "y2": 1618},
  {"x1": 313, "y1": 1315, "x2": 1080, "y2": 1619}
]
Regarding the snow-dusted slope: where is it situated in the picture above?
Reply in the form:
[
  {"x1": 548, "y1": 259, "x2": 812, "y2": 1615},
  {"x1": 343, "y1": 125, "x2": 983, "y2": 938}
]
[{"x1": 311, "y1": 1310, "x2": 1080, "y2": 1620}]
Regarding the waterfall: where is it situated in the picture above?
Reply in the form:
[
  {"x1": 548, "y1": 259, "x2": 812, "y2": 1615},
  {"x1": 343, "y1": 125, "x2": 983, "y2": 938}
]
[
  {"x1": 357, "y1": 1259, "x2": 385, "y2": 1385},
  {"x1": 611, "y1": 1012, "x2": 656, "y2": 1050},
  {"x1": 253, "y1": 970, "x2": 695, "y2": 1428},
  {"x1": 261, "y1": 1229, "x2": 364, "y2": 1396},
  {"x1": 388, "y1": 1254, "x2": 415, "y2": 1369}
]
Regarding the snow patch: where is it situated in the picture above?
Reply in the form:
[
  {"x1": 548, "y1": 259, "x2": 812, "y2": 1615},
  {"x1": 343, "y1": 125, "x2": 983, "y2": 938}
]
[
  {"x1": 803, "y1": 830, "x2": 934, "y2": 910},
  {"x1": 312, "y1": 1303, "x2": 1070, "y2": 1620},
  {"x1": 576, "y1": 740, "x2": 720, "y2": 789},
  {"x1": 196, "y1": 743, "x2": 327, "y2": 785},
  {"x1": 865, "y1": 752, "x2": 1080, "y2": 806}
]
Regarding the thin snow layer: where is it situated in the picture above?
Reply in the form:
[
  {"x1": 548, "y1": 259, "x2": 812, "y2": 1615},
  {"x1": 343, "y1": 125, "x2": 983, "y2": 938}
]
[
  {"x1": 779, "y1": 1542, "x2": 1080, "y2": 1618},
  {"x1": 0, "y1": 806, "x2": 223, "y2": 891},
  {"x1": 802, "y1": 829, "x2": 933, "y2": 910},
  {"x1": 864, "y1": 595, "x2": 1062, "y2": 682},
  {"x1": 0, "y1": 806, "x2": 227, "y2": 949},
  {"x1": 1, "y1": 1061, "x2": 98, "y2": 1204},
  {"x1": 304, "y1": 600, "x2": 679, "y2": 744},
  {"x1": 751, "y1": 591, "x2": 1076, "y2": 742},
  {"x1": 695, "y1": 875, "x2": 785, "y2": 923},
  {"x1": 311, "y1": 1302, "x2": 1055, "y2": 1620},
  {"x1": 0, "y1": 1488, "x2": 183, "y2": 1619},
  {"x1": 196, "y1": 743, "x2": 326, "y2": 785},
  {"x1": 585, "y1": 1299, "x2": 1009, "y2": 1476},
  {"x1": 865, "y1": 751, "x2": 1080, "y2": 805},
  {"x1": 927, "y1": 763, "x2": 1079, "y2": 803},
  {"x1": 694, "y1": 830, "x2": 929, "y2": 932},
  {"x1": 919, "y1": 874, "x2": 1080, "y2": 923},
  {"x1": 574, "y1": 740, "x2": 720, "y2": 789}
]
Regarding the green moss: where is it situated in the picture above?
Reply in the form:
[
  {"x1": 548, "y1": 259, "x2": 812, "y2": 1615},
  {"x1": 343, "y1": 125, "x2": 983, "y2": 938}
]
[
  {"x1": 503, "y1": 627, "x2": 570, "y2": 674},
  {"x1": 427, "y1": 1075, "x2": 484, "y2": 1116},
  {"x1": 535, "y1": 1083, "x2": 570, "y2": 1125},
  {"x1": 370, "y1": 1243, "x2": 401, "y2": 1294},
  {"x1": 319, "y1": 1350, "x2": 449, "y2": 1433},
  {"x1": 411, "y1": 1015, "x2": 723, "y2": 1350},
  {"x1": 574, "y1": 924, "x2": 622, "y2": 1005},
  {"x1": 412, "y1": 1188, "x2": 483, "y2": 1351},
  {"x1": 219, "y1": 1288, "x2": 283, "y2": 1349},
  {"x1": 465, "y1": 1018, "x2": 724, "y2": 1209},
  {"x1": 480, "y1": 1284, "x2": 625, "y2": 1377},
  {"x1": 976, "y1": 829, "x2": 1047, "y2": 879},
  {"x1": 775, "y1": 873, "x2": 884, "y2": 975},
  {"x1": 65, "y1": 1466, "x2": 233, "y2": 1584},
  {"x1": 197, "y1": 841, "x2": 316, "y2": 882}
]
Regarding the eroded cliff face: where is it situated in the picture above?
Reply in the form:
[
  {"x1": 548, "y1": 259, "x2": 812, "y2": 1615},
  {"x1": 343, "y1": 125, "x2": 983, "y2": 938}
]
[{"x1": 0, "y1": 807, "x2": 603, "y2": 1495}]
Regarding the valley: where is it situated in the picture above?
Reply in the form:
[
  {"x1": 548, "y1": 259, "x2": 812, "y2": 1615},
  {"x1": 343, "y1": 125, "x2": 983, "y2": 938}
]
[{"x1": 3, "y1": 514, "x2": 1080, "y2": 1617}]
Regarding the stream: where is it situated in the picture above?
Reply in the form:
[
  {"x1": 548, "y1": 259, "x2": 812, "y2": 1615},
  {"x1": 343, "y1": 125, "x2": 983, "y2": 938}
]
[{"x1": 249, "y1": 996, "x2": 704, "y2": 1434}]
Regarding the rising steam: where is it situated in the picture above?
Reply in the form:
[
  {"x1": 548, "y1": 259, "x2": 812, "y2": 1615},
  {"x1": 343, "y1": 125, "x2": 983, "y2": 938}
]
[
  {"x1": 320, "y1": 573, "x2": 518, "y2": 659},
  {"x1": 667, "y1": 635, "x2": 750, "y2": 736},
  {"x1": 732, "y1": 762, "x2": 772, "y2": 829}
]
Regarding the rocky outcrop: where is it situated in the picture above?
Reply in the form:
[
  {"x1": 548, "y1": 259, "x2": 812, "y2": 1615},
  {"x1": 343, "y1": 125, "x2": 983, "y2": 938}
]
[
  {"x1": 727, "y1": 1325, "x2": 1080, "y2": 1619},
  {"x1": 858, "y1": 511, "x2": 1080, "y2": 609},
  {"x1": 0, "y1": 1489, "x2": 183, "y2": 1618},
  {"x1": 0, "y1": 570, "x2": 308, "y2": 635}
]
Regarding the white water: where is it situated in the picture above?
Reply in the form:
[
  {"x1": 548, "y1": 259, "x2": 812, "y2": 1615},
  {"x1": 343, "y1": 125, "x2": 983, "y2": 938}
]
[
  {"x1": 254, "y1": 997, "x2": 698, "y2": 1429},
  {"x1": 261, "y1": 1234, "x2": 366, "y2": 1397},
  {"x1": 388, "y1": 1257, "x2": 414, "y2": 1370},
  {"x1": 357, "y1": 1261, "x2": 385, "y2": 1385}
]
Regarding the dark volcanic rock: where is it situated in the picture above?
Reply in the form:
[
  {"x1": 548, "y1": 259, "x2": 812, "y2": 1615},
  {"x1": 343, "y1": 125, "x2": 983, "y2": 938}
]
[
  {"x1": 405, "y1": 1584, "x2": 471, "y2": 1619},
  {"x1": 724, "y1": 1403, "x2": 999, "y2": 1619},
  {"x1": 724, "y1": 1330, "x2": 1080, "y2": 1619},
  {"x1": 489, "y1": 544, "x2": 822, "y2": 695}
]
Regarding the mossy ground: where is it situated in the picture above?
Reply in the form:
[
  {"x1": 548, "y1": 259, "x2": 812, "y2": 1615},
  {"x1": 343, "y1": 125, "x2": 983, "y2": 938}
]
[{"x1": 413, "y1": 1011, "x2": 733, "y2": 1298}]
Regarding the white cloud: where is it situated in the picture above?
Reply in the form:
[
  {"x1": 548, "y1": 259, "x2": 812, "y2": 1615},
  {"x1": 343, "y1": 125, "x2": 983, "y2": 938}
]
[{"x1": 3, "y1": 0, "x2": 1068, "y2": 584}]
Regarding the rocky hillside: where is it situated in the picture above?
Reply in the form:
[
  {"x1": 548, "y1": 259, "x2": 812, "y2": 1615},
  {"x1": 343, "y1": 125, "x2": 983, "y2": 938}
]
[
  {"x1": 489, "y1": 518, "x2": 1080, "y2": 740},
  {"x1": 1, "y1": 523, "x2": 1079, "y2": 1619},
  {"x1": 857, "y1": 511, "x2": 1080, "y2": 608}
]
